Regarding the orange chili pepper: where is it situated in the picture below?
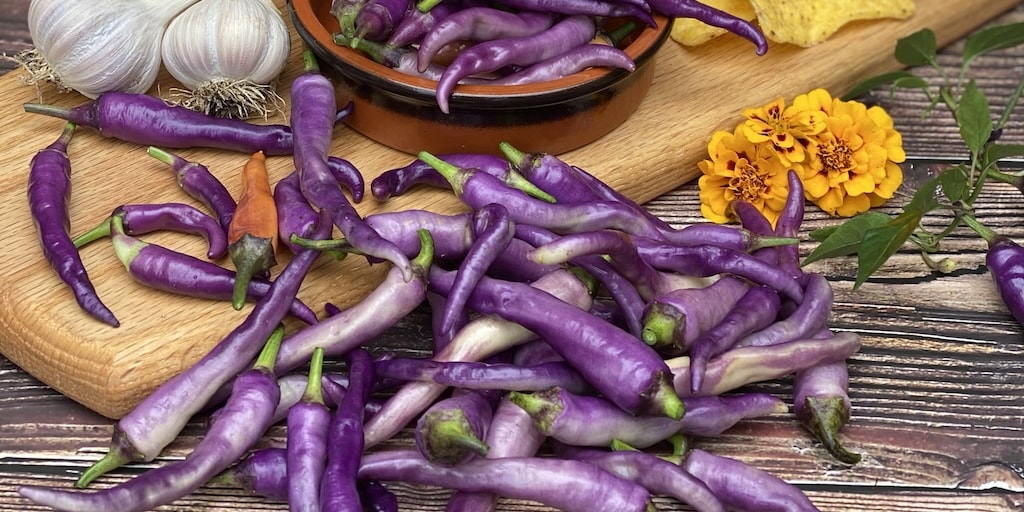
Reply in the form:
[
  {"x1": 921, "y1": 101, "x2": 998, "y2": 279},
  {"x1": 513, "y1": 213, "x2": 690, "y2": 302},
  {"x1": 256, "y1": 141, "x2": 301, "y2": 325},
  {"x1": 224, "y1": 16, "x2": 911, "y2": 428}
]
[{"x1": 228, "y1": 151, "x2": 279, "y2": 310}]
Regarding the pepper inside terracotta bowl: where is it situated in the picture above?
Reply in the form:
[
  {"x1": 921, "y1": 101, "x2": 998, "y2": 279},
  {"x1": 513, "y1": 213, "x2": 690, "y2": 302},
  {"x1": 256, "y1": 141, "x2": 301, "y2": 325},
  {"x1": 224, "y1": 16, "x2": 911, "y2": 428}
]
[{"x1": 287, "y1": 0, "x2": 671, "y2": 155}]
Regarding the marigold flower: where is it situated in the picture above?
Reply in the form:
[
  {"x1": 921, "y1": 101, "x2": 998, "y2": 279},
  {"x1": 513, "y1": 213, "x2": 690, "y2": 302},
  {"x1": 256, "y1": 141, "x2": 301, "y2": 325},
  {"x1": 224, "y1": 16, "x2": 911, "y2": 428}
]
[
  {"x1": 741, "y1": 96, "x2": 827, "y2": 167},
  {"x1": 698, "y1": 125, "x2": 791, "y2": 227},
  {"x1": 791, "y1": 88, "x2": 905, "y2": 217}
]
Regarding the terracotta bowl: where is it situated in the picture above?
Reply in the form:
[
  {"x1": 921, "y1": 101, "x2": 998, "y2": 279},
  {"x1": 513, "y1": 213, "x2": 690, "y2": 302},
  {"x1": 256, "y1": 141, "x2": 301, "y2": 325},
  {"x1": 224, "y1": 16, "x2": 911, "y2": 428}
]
[{"x1": 287, "y1": 0, "x2": 671, "y2": 155}]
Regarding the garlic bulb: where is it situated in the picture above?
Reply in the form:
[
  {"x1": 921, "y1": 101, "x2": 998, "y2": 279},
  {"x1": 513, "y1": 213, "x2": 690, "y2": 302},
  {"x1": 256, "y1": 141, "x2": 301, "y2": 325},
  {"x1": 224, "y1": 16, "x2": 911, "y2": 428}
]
[
  {"x1": 162, "y1": 0, "x2": 292, "y2": 119},
  {"x1": 23, "y1": 0, "x2": 200, "y2": 98}
]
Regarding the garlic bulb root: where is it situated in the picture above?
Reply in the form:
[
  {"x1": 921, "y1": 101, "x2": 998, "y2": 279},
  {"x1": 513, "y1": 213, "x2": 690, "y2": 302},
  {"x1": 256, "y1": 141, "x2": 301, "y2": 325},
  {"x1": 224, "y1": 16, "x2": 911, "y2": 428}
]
[
  {"x1": 6, "y1": 48, "x2": 71, "y2": 93},
  {"x1": 169, "y1": 79, "x2": 286, "y2": 120}
]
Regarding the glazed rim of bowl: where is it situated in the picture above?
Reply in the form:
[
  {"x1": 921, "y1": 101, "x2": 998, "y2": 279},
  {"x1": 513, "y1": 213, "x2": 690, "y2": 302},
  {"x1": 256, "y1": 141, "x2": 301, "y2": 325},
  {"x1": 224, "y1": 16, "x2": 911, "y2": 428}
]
[{"x1": 290, "y1": 0, "x2": 671, "y2": 107}]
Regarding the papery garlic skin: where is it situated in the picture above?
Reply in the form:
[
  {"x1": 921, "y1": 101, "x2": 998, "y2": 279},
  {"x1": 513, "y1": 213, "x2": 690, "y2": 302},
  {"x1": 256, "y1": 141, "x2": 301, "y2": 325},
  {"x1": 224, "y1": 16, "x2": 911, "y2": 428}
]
[
  {"x1": 161, "y1": 0, "x2": 291, "y2": 117},
  {"x1": 26, "y1": 0, "x2": 199, "y2": 98}
]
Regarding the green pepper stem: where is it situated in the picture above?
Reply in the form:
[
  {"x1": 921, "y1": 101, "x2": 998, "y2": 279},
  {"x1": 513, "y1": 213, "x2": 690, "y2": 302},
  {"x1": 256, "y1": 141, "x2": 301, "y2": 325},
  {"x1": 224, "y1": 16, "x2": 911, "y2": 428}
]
[
  {"x1": 417, "y1": 151, "x2": 469, "y2": 197},
  {"x1": 303, "y1": 347, "x2": 325, "y2": 405},
  {"x1": 254, "y1": 324, "x2": 285, "y2": 374}
]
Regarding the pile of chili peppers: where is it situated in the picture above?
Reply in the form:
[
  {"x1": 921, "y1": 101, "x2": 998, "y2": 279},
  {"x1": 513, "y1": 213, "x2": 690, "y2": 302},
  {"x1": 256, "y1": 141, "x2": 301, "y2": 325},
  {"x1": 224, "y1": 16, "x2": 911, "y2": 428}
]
[
  {"x1": 19, "y1": 36, "x2": 866, "y2": 512},
  {"x1": 330, "y1": 0, "x2": 769, "y2": 112}
]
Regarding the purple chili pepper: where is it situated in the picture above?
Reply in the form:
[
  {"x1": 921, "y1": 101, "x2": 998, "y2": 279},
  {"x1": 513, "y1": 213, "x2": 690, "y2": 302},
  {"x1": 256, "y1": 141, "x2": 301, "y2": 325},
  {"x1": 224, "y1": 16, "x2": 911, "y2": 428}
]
[
  {"x1": 210, "y1": 447, "x2": 289, "y2": 501},
  {"x1": 688, "y1": 285, "x2": 782, "y2": 393},
  {"x1": 510, "y1": 387, "x2": 786, "y2": 448},
  {"x1": 363, "y1": 269, "x2": 593, "y2": 447},
  {"x1": 556, "y1": 445, "x2": 727, "y2": 512},
  {"x1": 19, "y1": 328, "x2": 285, "y2": 512},
  {"x1": 416, "y1": 7, "x2": 555, "y2": 73},
  {"x1": 415, "y1": 389, "x2": 495, "y2": 466},
  {"x1": 641, "y1": 276, "x2": 749, "y2": 351},
  {"x1": 646, "y1": 0, "x2": 768, "y2": 54},
  {"x1": 434, "y1": 15, "x2": 597, "y2": 113},
  {"x1": 490, "y1": 43, "x2": 636, "y2": 85},
  {"x1": 444, "y1": 393, "x2": 547, "y2": 512},
  {"x1": 332, "y1": 0, "x2": 368, "y2": 35},
  {"x1": 328, "y1": 156, "x2": 366, "y2": 203},
  {"x1": 567, "y1": 163, "x2": 677, "y2": 232},
  {"x1": 735, "y1": 272, "x2": 833, "y2": 348},
  {"x1": 74, "y1": 211, "x2": 332, "y2": 487},
  {"x1": 429, "y1": 266, "x2": 684, "y2": 419},
  {"x1": 438, "y1": 203, "x2": 515, "y2": 335},
  {"x1": 500, "y1": 142, "x2": 602, "y2": 204},
  {"x1": 27, "y1": 122, "x2": 119, "y2": 327},
  {"x1": 667, "y1": 331, "x2": 862, "y2": 397},
  {"x1": 421, "y1": 151, "x2": 672, "y2": 239},
  {"x1": 681, "y1": 448, "x2": 821, "y2": 511},
  {"x1": 338, "y1": 31, "x2": 461, "y2": 81},
  {"x1": 272, "y1": 230, "x2": 433, "y2": 374},
  {"x1": 357, "y1": 449, "x2": 653, "y2": 512},
  {"x1": 292, "y1": 49, "x2": 413, "y2": 280},
  {"x1": 147, "y1": 146, "x2": 237, "y2": 232},
  {"x1": 26, "y1": 92, "x2": 295, "y2": 156},
  {"x1": 774, "y1": 169, "x2": 806, "y2": 276},
  {"x1": 287, "y1": 347, "x2": 330, "y2": 512},
  {"x1": 495, "y1": 0, "x2": 654, "y2": 26},
  {"x1": 352, "y1": 0, "x2": 411, "y2": 43},
  {"x1": 321, "y1": 347, "x2": 375, "y2": 512},
  {"x1": 372, "y1": 153, "x2": 513, "y2": 201},
  {"x1": 966, "y1": 216, "x2": 1024, "y2": 327},
  {"x1": 385, "y1": 0, "x2": 458, "y2": 48},
  {"x1": 74, "y1": 202, "x2": 227, "y2": 260},
  {"x1": 107, "y1": 211, "x2": 317, "y2": 324},
  {"x1": 374, "y1": 358, "x2": 589, "y2": 393},
  {"x1": 275, "y1": 171, "x2": 322, "y2": 255},
  {"x1": 359, "y1": 480, "x2": 398, "y2": 512},
  {"x1": 635, "y1": 241, "x2": 805, "y2": 303},
  {"x1": 794, "y1": 345, "x2": 861, "y2": 464}
]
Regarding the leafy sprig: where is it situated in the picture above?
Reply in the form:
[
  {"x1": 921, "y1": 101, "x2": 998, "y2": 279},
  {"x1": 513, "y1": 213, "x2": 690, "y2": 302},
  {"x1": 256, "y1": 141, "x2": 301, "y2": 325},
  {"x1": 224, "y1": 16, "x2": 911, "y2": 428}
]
[{"x1": 804, "y1": 21, "x2": 1024, "y2": 288}]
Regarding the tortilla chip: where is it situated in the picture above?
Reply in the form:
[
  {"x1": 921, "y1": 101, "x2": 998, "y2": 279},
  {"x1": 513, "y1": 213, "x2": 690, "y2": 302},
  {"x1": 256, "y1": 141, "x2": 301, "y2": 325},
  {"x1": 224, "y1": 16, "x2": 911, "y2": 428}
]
[
  {"x1": 670, "y1": 0, "x2": 758, "y2": 46},
  {"x1": 749, "y1": 0, "x2": 916, "y2": 47}
]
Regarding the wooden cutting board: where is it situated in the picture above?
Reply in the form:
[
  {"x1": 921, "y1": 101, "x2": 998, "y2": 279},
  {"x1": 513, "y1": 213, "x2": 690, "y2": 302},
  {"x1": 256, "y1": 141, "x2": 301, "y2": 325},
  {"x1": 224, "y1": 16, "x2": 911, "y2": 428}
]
[{"x1": 0, "y1": 0, "x2": 1016, "y2": 419}]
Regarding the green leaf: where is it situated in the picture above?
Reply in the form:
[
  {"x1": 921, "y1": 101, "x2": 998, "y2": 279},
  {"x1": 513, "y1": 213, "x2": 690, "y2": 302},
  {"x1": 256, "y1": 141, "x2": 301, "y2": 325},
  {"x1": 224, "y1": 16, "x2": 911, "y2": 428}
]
[
  {"x1": 957, "y1": 80, "x2": 993, "y2": 155},
  {"x1": 895, "y1": 29, "x2": 937, "y2": 67},
  {"x1": 963, "y1": 22, "x2": 1024, "y2": 70},
  {"x1": 937, "y1": 165, "x2": 970, "y2": 203},
  {"x1": 841, "y1": 71, "x2": 918, "y2": 101},
  {"x1": 854, "y1": 211, "x2": 923, "y2": 289},
  {"x1": 893, "y1": 75, "x2": 930, "y2": 91},
  {"x1": 802, "y1": 212, "x2": 892, "y2": 266},
  {"x1": 904, "y1": 173, "x2": 942, "y2": 214},
  {"x1": 986, "y1": 143, "x2": 1024, "y2": 162},
  {"x1": 808, "y1": 225, "x2": 839, "y2": 242}
]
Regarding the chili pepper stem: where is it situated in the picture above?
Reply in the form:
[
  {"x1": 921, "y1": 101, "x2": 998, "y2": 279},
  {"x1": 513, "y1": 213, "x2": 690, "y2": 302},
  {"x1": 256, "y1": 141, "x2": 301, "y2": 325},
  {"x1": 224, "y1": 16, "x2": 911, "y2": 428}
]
[
  {"x1": 417, "y1": 151, "x2": 469, "y2": 196},
  {"x1": 73, "y1": 216, "x2": 112, "y2": 249},
  {"x1": 229, "y1": 233, "x2": 278, "y2": 310},
  {"x1": 797, "y1": 396, "x2": 861, "y2": 464},
  {"x1": 109, "y1": 213, "x2": 148, "y2": 269},
  {"x1": 74, "y1": 428, "x2": 141, "y2": 488},
  {"x1": 304, "y1": 347, "x2": 326, "y2": 404},
  {"x1": 508, "y1": 389, "x2": 562, "y2": 433},
  {"x1": 961, "y1": 214, "x2": 998, "y2": 244},
  {"x1": 416, "y1": 0, "x2": 441, "y2": 12},
  {"x1": 255, "y1": 325, "x2": 286, "y2": 372},
  {"x1": 289, "y1": 234, "x2": 357, "y2": 260},
  {"x1": 23, "y1": 102, "x2": 88, "y2": 125}
]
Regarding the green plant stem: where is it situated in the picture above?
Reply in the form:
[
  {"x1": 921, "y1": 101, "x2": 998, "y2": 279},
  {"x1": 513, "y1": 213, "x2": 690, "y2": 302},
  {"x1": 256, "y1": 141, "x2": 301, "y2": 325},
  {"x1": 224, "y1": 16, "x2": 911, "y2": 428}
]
[
  {"x1": 996, "y1": 74, "x2": 1024, "y2": 131},
  {"x1": 960, "y1": 214, "x2": 997, "y2": 244}
]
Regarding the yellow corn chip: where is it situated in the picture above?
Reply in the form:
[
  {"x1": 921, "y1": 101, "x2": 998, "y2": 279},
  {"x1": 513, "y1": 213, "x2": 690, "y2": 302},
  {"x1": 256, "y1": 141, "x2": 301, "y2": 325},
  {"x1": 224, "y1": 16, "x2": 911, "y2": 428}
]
[
  {"x1": 749, "y1": 0, "x2": 916, "y2": 47},
  {"x1": 670, "y1": 0, "x2": 758, "y2": 46}
]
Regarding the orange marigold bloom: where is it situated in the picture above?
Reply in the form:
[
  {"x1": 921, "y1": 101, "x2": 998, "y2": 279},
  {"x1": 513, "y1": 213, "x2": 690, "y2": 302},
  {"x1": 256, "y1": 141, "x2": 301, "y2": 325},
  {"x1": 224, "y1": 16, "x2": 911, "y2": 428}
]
[
  {"x1": 741, "y1": 96, "x2": 827, "y2": 167},
  {"x1": 791, "y1": 88, "x2": 905, "y2": 217},
  {"x1": 698, "y1": 125, "x2": 791, "y2": 227}
]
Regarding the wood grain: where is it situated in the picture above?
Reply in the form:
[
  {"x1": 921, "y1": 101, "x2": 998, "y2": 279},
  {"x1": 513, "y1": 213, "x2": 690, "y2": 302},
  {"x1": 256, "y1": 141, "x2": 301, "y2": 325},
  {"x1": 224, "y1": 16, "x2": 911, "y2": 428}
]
[{"x1": 1, "y1": 1, "x2": 1023, "y2": 512}]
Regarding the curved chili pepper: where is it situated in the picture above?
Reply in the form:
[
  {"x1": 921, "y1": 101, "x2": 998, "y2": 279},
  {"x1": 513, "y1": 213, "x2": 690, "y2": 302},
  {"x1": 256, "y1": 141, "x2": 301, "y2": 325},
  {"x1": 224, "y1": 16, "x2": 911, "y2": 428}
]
[
  {"x1": 287, "y1": 347, "x2": 330, "y2": 511},
  {"x1": 438, "y1": 203, "x2": 515, "y2": 335},
  {"x1": 107, "y1": 211, "x2": 317, "y2": 324},
  {"x1": 321, "y1": 347, "x2": 375, "y2": 511},
  {"x1": 687, "y1": 285, "x2": 781, "y2": 392},
  {"x1": 291, "y1": 49, "x2": 413, "y2": 280},
  {"x1": 372, "y1": 152, "x2": 553, "y2": 202},
  {"x1": 327, "y1": 156, "x2": 366, "y2": 203},
  {"x1": 228, "y1": 151, "x2": 279, "y2": 310},
  {"x1": 681, "y1": 449, "x2": 821, "y2": 512},
  {"x1": 434, "y1": 15, "x2": 597, "y2": 113},
  {"x1": 794, "y1": 331, "x2": 861, "y2": 465},
  {"x1": 147, "y1": 146, "x2": 237, "y2": 233},
  {"x1": 27, "y1": 122, "x2": 119, "y2": 327},
  {"x1": 496, "y1": 0, "x2": 655, "y2": 26},
  {"x1": 385, "y1": 0, "x2": 458, "y2": 48},
  {"x1": 274, "y1": 171, "x2": 322, "y2": 255},
  {"x1": 416, "y1": 7, "x2": 555, "y2": 73},
  {"x1": 75, "y1": 210, "x2": 332, "y2": 487},
  {"x1": 735, "y1": 272, "x2": 833, "y2": 348},
  {"x1": 74, "y1": 203, "x2": 228, "y2": 260},
  {"x1": 352, "y1": 0, "x2": 411, "y2": 43},
  {"x1": 415, "y1": 389, "x2": 494, "y2": 466},
  {"x1": 646, "y1": 0, "x2": 767, "y2": 55},
  {"x1": 210, "y1": 447, "x2": 288, "y2": 501},
  {"x1": 774, "y1": 169, "x2": 806, "y2": 276},
  {"x1": 490, "y1": 43, "x2": 636, "y2": 85},
  {"x1": 641, "y1": 276, "x2": 749, "y2": 352},
  {"x1": 19, "y1": 326, "x2": 285, "y2": 511}
]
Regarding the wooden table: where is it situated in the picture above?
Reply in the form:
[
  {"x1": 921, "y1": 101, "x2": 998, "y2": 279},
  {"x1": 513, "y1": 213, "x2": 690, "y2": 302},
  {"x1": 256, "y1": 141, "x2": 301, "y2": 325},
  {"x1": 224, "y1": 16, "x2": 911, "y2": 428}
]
[{"x1": 1, "y1": 1, "x2": 1022, "y2": 511}]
